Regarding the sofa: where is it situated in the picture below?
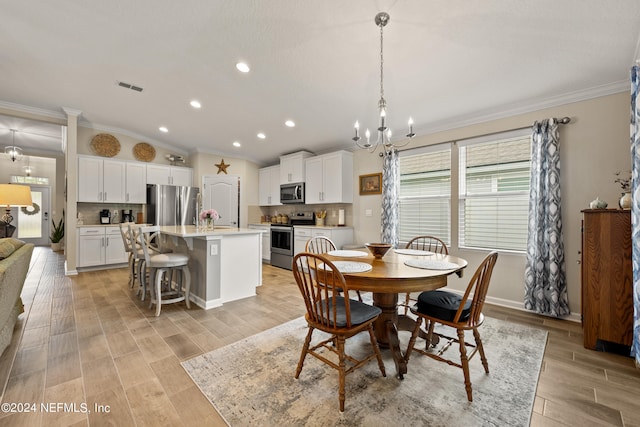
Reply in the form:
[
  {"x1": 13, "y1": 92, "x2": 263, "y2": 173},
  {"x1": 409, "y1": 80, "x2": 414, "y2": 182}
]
[{"x1": 0, "y1": 238, "x2": 33, "y2": 356}]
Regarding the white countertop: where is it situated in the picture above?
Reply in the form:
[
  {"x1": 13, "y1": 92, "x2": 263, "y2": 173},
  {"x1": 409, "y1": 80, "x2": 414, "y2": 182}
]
[{"x1": 158, "y1": 225, "x2": 265, "y2": 238}]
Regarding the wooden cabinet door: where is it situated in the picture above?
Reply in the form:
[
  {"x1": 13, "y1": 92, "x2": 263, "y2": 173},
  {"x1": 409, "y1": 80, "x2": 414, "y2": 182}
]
[
  {"x1": 305, "y1": 157, "x2": 323, "y2": 204},
  {"x1": 78, "y1": 156, "x2": 103, "y2": 202},
  {"x1": 102, "y1": 160, "x2": 126, "y2": 203},
  {"x1": 78, "y1": 234, "x2": 104, "y2": 267},
  {"x1": 126, "y1": 162, "x2": 146, "y2": 203},
  {"x1": 171, "y1": 167, "x2": 193, "y2": 187},
  {"x1": 582, "y1": 210, "x2": 633, "y2": 349},
  {"x1": 146, "y1": 164, "x2": 171, "y2": 185}
]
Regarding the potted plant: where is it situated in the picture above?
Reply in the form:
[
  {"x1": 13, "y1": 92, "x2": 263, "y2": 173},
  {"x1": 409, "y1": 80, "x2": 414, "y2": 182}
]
[{"x1": 50, "y1": 211, "x2": 64, "y2": 251}]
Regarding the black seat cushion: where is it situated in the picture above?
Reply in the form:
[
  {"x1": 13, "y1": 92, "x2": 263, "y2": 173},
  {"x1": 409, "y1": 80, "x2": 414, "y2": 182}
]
[
  {"x1": 416, "y1": 290, "x2": 471, "y2": 322},
  {"x1": 316, "y1": 297, "x2": 381, "y2": 327}
]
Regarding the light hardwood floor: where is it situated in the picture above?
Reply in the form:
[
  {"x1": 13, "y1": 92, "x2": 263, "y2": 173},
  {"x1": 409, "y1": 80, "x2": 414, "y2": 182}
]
[{"x1": 0, "y1": 247, "x2": 639, "y2": 426}]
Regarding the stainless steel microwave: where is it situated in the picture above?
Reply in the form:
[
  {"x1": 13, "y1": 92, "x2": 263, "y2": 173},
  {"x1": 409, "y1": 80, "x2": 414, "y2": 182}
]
[{"x1": 280, "y1": 182, "x2": 305, "y2": 204}]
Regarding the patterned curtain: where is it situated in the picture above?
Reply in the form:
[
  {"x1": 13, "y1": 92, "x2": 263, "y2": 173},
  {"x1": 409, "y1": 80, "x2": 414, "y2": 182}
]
[
  {"x1": 381, "y1": 149, "x2": 399, "y2": 247},
  {"x1": 630, "y1": 65, "x2": 640, "y2": 366},
  {"x1": 524, "y1": 119, "x2": 570, "y2": 317}
]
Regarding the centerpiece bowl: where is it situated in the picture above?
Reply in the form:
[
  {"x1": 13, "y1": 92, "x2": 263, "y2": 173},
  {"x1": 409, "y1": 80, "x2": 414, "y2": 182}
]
[{"x1": 365, "y1": 243, "x2": 392, "y2": 259}]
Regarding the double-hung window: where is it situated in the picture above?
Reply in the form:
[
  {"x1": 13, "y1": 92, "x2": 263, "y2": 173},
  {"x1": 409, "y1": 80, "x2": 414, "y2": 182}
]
[
  {"x1": 458, "y1": 129, "x2": 531, "y2": 252},
  {"x1": 398, "y1": 144, "x2": 451, "y2": 247}
]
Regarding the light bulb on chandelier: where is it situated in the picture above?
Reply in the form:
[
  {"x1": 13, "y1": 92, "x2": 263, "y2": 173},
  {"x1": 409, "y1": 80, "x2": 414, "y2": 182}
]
[
  {"x1": 4, "y1": 129, "x2": 23, "y2": 162},
  {"x1": 352, "y1": 12, "x2": 415, "y2": 156}
]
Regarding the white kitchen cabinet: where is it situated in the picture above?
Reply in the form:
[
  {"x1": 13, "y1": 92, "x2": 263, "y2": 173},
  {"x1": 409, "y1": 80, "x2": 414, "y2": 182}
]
[
  {"x1": 249, "y1": 224, "x2": 271, "y2": 261},
  {"x1": 77, "y1": 226, "x2": 127, "y2": 267},
  {"x1": 293, "y1": 226, "x2": 354, "y2": 255},
  {"x1": 305, "y1": 150, "x2": 353, "y2": 204},
  {"x1": 259, "y1": 165, "x2": 282, "y2": 206},
  {"x1": 146, "y1": 164, "x2": 193, "y2": 186},
  {"x1": 77, "y1": 156, "x2": 126, "y2": 203},
  {"x1": 280, "y1": 151, "x2": 313, "y2": 184},
  {"x1": 125, "y1": 162, "x2": 147, "y2": 203}
]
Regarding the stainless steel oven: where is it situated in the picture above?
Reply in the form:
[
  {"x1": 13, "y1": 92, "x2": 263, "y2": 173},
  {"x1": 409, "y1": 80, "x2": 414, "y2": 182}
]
[{"x1": 270, "y1": 225, "x2": 294, "y2": 270}]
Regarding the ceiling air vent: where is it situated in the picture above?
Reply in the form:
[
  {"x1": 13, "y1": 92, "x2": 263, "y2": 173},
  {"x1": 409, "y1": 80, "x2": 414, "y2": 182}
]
[{"x1": 117, "y1": 81, "x2": 143, "y2": 92}]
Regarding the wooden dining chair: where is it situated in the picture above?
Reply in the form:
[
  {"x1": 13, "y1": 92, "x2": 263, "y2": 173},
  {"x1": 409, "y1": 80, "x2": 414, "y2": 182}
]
[
  {"x1": 402, "y1": 235, "x2": 449, "y2": 314},
  {"x1": 292, "y1": 252, "x2": 386, "y2": 412},
  {"x1": 404, "y1": 251, "x2": 498, "y2": 401},
  {"x1": 306, "y1": 236, "x2": 363, "y2": 302}
]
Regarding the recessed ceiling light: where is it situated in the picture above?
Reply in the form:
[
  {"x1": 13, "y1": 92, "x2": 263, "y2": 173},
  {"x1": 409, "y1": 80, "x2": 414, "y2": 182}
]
[
  {"x1": 159, "y1": 126, "x2": 168, "y2": 133},
  {"x1": 233, "y1": 141, "x2": 241, "y2": 147},
  {"x1": 285, "y1": 120, "x2": 295, "y2": 128},
  {"x1": 236, "y1": 62, "x2": 250, "y2": 73},
  {"x1": 190, "y1": 100, "x2": 201, "y2": 109},
  {"x1": 257, "y1": 133, "x2": 266, "y2": 139}
]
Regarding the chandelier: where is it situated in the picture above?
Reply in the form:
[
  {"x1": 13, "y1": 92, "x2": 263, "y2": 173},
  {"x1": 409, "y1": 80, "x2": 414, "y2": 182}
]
[
  {"x1": 352, "y1": 12, "x2": 415, "y2": 155},
  {"x1": 4, "y1": 129, "x2": 23, "y2": 162}
]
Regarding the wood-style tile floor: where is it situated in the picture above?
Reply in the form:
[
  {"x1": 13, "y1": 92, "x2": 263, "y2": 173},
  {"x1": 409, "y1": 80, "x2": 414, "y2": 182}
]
[{"x1": 0, "y1": 247, "x2": 639, "y2": 426}]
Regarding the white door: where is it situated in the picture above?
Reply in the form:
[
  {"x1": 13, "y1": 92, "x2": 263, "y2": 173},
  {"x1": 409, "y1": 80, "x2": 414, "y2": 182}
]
[
  {"x1": 203, "y1": 175, "x2": 239, "y2": 227},
  {"x1": 17, "y1": 185, "x2": 51, "y2": 246}
]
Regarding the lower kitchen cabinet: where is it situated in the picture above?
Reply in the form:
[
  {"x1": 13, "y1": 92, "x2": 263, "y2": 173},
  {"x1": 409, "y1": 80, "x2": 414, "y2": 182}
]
[
  {"x1": 77, "y1": 226, "x2": 128, "y2": 268},
  {"x1": 293, "y1": 226, "x2": 354, "y2": 255},
  {"x1": 249, "y1": 224, "x2": 271, "y2": 262}
]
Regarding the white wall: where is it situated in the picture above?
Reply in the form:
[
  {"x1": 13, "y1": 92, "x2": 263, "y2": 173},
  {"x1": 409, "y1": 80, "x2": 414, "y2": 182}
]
[{"x1": 352, "y1": 92, "x2": 631, "y2": 316}]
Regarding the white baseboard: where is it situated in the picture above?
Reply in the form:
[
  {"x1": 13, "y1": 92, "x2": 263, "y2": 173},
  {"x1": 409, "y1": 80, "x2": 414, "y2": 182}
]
[
  {"x1": 64, "y1": 261, "x2": 78, "y2": 276},
  {"x1": 189, "y1": 294, "x2": 223, "y2": 310},
  {"x1": 444, "y1": 289, "x2": 582, "y2": 323}
]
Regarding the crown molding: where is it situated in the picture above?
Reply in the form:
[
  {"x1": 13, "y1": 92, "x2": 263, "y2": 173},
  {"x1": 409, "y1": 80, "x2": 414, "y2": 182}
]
[
  {"x1": 62, "y1": 107, "x2": 83, "y2": 117},
  {"x1": 417, "y1": 80, "x2": 629, "y2": 136},
  {"x1": 77, "y1": 121, "x2": 189, "y2": 156}
]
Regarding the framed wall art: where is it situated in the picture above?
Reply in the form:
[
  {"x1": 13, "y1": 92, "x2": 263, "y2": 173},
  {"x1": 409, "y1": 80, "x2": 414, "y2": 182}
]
[{"x1": 359, "y1": 173, "x2": 382, "y2": 195}]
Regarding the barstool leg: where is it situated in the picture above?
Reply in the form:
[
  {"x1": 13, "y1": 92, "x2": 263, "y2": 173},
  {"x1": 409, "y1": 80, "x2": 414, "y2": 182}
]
[
  {"x1": 153, "y1": 268, "x2": 164, "y2": 317},
  {"x1": 182, "y1": 266, "x2": 191, "y2": 309}
]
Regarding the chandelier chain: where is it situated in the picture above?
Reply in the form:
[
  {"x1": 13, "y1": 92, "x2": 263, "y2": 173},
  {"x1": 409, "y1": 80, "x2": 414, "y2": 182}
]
[{"x1": 379, "y1": 22, "x2": 385, "y2": 106}]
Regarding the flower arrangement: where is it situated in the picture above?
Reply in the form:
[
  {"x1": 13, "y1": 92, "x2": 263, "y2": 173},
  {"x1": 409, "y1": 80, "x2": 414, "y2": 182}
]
[
  {"x1": 614, "y1": 171, "x2": 631, "y2": 192},
  {"x1": 200, "y1": 209, "x2": 220, "y2": 221}
]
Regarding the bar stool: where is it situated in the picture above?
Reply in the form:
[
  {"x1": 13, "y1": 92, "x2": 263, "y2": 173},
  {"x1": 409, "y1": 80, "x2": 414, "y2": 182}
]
[
  {"x1": 119, "y1": 222, "x2": 138, "y2": 288},
  {"x1": 135, "y1": 226, "x2": 191, "y2": 316}
]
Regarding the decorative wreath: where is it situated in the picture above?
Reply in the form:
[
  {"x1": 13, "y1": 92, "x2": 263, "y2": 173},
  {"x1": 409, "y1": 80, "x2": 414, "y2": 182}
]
[{"x1": 21, "y1": 202, "x2": 40, "y2": 216}]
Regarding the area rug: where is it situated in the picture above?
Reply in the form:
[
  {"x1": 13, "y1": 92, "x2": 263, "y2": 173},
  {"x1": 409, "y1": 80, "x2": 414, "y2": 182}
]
[{"x1": 182, "y1": 316, "x2": 547, "y2": 426}]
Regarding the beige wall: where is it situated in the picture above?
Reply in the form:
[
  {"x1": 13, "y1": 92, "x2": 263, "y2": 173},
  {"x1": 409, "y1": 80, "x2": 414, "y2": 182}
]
[
  {"x1": 352, "y1": 91, "x2": 631, "y2": 317},
  {"x1": 191, "y1": 152, "x2": 260, "y2": 228}
]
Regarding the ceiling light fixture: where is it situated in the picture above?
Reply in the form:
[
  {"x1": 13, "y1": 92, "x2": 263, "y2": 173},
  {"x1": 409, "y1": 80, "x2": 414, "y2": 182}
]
[
  {"x1": 23, "y1": 156, "x2": 33, "y2": 176},
  {"x1": 285, "y1": 120, "x2": 295, "y2": 128},
  {"x1": 190, "y1": 100, "x2": 202, "y2": 109},
  {"x1": 159, "y1": 126, "x2": 168, "y2": 133},
  {"x1": 233, "y1": 141, "x2": 241, "y2": 147},
  {"x1": 352, "y1": 12, "x2": 415, "y2": 155},
  {"x1": 4, "y1": 129, "x2": 23, "y2": 162},
  {"x1": 236, "y1": 62, "x2": 250, "y2": 73},
  {"x1": 257, "y1": 133, "x2": 266, "y2": 139}
]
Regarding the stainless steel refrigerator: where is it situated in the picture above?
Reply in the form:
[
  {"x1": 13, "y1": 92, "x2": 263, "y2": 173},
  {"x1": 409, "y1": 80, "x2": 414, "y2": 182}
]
[{"x1": 146, "y1": 184, "x2": 200, "y2": 226}]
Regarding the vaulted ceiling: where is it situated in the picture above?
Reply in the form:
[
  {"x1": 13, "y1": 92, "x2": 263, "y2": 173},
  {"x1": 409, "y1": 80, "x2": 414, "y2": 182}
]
[{"x1": 1, "y1": 1, "x2": 640, "y2": 165}]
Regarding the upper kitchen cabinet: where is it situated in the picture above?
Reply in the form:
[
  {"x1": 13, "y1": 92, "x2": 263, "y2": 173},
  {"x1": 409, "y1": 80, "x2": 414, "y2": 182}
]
[
  {"x1": 305, "y1": 151, "x2": 353, "y2": 204},
  {"x1": 125, "y1": 162, "x2": 146, "y2": 203},
  {"x1": 78, "y1": 155, "x2": 126, "y2": 203},
  {"x1": 259, "y1": 165, "x2": 282, "y2": 206},
  {"x1": 280, "y1": 151, "x2": 313, "y2": 184},
  {"x1": 146, "y1": 164, "x2": 193, "y2": 187}
]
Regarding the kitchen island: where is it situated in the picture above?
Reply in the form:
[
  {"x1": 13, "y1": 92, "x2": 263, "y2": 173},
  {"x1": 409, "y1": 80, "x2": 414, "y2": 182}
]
[{"x1": 158, "y1": 225, "x2": 265, "y2": 309}]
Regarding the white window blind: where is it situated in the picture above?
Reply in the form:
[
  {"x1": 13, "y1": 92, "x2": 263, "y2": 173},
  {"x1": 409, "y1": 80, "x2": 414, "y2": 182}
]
[
  {"x1": 458, "y1": 130, "x2": 531, "y2": 252},
  {"x1": 398, "y1": 145, "x2": 451, "y2": 247}
]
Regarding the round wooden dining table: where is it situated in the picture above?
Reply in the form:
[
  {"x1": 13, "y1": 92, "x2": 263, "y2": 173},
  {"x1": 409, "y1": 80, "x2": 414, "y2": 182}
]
[{"x1": 323, "y1": 249, "x2": 467, "y2": 379}]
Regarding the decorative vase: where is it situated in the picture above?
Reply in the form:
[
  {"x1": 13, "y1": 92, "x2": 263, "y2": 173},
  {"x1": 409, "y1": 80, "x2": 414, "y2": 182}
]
[
  {"x1": 207, "y1": 218, "x2": 214, "y2": 230},
  {"x1": 619, "y1": 192, "x2": 632, "y2": 210},
  {"x1": 51, "y1": 242, "x2": 61, "y2": 252}
]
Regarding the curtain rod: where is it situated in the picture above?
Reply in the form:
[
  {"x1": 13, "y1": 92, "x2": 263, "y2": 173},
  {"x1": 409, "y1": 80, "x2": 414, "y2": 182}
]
[{"x1": 399, "y1": 116, "x2": 572, "y2": 152}]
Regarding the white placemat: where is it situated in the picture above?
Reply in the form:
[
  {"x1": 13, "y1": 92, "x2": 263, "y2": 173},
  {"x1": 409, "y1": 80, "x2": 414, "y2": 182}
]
[
  {"x1": 394, "y1": 248, "x2": 435, "y2": 256},
  {"x1": 404, "y1": 259, "x2": 460, "y2": 270},
  {"x1": 318, "y1": 261, "x2": 373, "y2": 273},
  {"x1": 327, "y1": 250, "x2": 368, "y2": 258}
]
